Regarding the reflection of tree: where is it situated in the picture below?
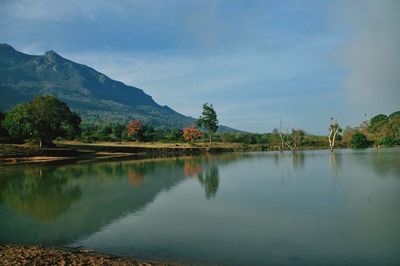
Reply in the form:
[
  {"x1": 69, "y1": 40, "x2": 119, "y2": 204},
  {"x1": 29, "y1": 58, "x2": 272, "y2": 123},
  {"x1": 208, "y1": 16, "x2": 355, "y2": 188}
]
[
  {"x1": 292, "y1": 152, "x2": 305, "y2": 170},
  {"x1": 125, "y1": 161, "x2": 165, "y2": 188},
  {"x1": 329, "y1": 151, "x2": 340, "y2": 185},
  {"x1": 0, "y1": 168, "x2": 81, "y2": 221},
  {"x1": 367, "y1": 149, "x2": 400, "y2": 178},
  {"x1": 197, "y1": 164, "x2": 219, "y2": 199},
  {"x1": 128, "y1": 170, "x2": 144, "y2": 187},
  {"x1": 183, "y1": 159, "x2": 203, "y2": 177}
]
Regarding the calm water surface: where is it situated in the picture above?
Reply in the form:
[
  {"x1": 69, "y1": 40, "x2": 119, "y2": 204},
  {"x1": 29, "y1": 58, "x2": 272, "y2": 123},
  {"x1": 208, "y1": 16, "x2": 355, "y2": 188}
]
[{"x1": 1, "y1": 148, "x2": 399, "y2": 265}]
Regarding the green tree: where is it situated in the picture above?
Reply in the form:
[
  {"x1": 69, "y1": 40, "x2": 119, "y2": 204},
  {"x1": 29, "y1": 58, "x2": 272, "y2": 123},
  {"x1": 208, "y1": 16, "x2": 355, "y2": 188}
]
[
  {"x1": 350, "y1": 132, "x2": 370, "y2": 148},
  {"x1": 369, "y1": 114, "x2": 389, "y2": 133},
  {"x1": 197, "y1": 103, "x2": 218, "y2": 143},
  {"x1": 0, "y1": 111, "x2": 8, "y2": 139},
  {"x1": 389, "y1": 111, "x2": 400, "y2": 120},
  {"x1": 3, "y1": 104, "x2": 31, "y2": 141},
  {"x1": 387, "y1": 111, "x2": 400, "y2": 140},
  {"x1": 380, "y1": 136, "x2": 395, "y2": 147},
  {"x1": 4, "y1": 96, "x2": 81, "y2": 147}
]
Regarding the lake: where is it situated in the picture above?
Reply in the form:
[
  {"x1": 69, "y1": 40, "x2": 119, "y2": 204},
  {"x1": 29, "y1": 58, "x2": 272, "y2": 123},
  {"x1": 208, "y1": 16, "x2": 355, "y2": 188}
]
[{"x1": 1, "y1": 148, "x2": 399, "y2": 265}]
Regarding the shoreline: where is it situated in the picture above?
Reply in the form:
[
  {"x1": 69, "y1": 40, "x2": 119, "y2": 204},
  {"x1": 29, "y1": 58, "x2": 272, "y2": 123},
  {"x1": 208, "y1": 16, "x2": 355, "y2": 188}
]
[
  {"x1": 0, "y1": 244, "x2": 185, "y2": 266},
  {"x1": 0, "y1": 141, "x2": 348, "y2": 165}
]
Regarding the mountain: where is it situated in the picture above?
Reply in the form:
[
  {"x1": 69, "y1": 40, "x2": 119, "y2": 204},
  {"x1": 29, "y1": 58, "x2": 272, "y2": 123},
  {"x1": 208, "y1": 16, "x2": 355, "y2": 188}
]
[{"x1": 0, "y1": 43, "x2": 236, "y2": 131}]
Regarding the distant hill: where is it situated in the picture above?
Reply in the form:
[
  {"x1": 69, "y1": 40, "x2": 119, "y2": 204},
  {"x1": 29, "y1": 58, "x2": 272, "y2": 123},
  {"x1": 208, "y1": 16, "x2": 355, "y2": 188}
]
[{"x1": 0, "y1": 43, "x2": 236, "y2": 131}]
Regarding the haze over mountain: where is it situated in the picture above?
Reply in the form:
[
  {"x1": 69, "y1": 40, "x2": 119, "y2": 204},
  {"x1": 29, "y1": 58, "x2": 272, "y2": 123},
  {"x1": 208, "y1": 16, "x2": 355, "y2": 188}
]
[{"x1": 0, "y1": 43, "x2": 234, "y2": 131}]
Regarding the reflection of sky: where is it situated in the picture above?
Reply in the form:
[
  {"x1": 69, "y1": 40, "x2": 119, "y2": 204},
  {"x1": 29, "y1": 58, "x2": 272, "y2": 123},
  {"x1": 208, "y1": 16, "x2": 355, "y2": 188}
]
[
  {"x1": 71, "y1": 149, "x2": 400, "y2": 265},
  {"x1": 1, "y1": 1, "x2": 399, "y2": 133}
]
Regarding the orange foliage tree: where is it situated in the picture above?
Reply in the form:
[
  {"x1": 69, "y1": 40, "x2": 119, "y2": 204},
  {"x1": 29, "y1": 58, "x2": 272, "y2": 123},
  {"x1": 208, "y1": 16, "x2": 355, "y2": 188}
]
[
  {"x1": 183, "y1": 126, "x2": 203, "y2": 142},
  {"x1": 127, "y1": 119, "x2": 143, "y2": 141}
]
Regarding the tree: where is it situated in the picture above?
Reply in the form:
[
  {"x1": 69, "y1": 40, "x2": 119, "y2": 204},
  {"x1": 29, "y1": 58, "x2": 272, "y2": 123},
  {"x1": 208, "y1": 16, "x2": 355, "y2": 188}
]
[
  {"x1": 350, "y1": 132, "x2": 370, "y2": 148},
  {"x1": 3, "y1": 96, "x2": 81, "y2": 147},
  {"x1": 0, "y1": 111, "x2": 8, "y2": 138},
  {"x1": 328, "y1": 117, "x2": 342, "y2": 151},
  {"x1": 127, "y1": 119, "x2": 144, "y2": 141},
  {"x1": 369, "y1": 114, "x2": 389, "y2": 134},
  {"x1": 285, "y1": 129, "x2": 305, "y2": 152},
  {"x1": 380, "y1": 136, "x2": 395, "y2": 147},
  {"x1": 2, "y1": 104, "x2": 31, "y2": 141},
  {"x1": 183, "y1": 126, "x2": 203, "y2": 142},
  {"x1": 197, "y1": 103, "x2": 218, "y2": 143},
  {"x1": 387, "y1": 111, "x2": 400, "y2": 140}
]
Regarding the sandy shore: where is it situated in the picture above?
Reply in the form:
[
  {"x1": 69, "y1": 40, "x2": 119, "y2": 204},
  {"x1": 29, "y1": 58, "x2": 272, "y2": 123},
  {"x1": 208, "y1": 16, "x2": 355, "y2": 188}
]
[{"x1": 0, "y1": 245, "x2": 184, "y2": 266}]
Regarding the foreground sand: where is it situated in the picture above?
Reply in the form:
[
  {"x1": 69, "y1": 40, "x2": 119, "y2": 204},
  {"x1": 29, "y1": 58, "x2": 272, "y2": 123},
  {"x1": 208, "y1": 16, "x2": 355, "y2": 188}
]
[{"x1": 0, "y1": 245, "x2": 184, "y2": 266}]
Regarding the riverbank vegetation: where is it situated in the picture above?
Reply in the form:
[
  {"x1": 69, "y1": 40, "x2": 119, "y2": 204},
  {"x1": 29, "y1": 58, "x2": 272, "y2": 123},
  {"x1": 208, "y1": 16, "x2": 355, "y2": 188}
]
[{"x1": 0, "y1": 96, "x2": 399, "y2": 152}]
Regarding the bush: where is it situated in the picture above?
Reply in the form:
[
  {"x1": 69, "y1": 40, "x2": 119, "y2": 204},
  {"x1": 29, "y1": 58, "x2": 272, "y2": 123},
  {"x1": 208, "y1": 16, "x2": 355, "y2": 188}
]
[
  {"x1": 379, "y1": 136, "x2": 395, "y2": 147},
  {"x1": 350, "y1": 133, "x2": 370, "y2": 148}
]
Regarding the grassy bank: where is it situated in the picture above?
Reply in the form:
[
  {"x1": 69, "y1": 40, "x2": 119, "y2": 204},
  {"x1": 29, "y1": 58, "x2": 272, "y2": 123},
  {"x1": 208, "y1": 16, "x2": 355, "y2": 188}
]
[{"x1": 0, "y1": 140, "x2": 344, "y2": 165}]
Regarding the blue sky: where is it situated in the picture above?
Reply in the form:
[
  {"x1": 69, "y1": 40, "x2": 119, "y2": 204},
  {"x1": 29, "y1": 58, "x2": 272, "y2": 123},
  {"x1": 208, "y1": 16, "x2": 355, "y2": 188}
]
[{"x1": 1, "y1": 0, "x2": 399, "y2": 133}]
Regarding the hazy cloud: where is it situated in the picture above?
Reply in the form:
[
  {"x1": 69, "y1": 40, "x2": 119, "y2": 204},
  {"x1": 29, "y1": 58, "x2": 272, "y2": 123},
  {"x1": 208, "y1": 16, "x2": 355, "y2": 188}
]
[{"x1": 340, "y1": 0, "x2": 400, "y2": 115}]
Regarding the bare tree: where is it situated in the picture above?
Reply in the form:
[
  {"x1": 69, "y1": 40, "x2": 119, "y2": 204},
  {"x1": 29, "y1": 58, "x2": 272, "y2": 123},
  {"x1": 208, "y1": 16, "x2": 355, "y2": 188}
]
[
  {"x1": 274, "y1": 119, "x2": 304, "y2": 153},
  {"x1": 328, "y1": 117, "x2": 341, "y2": 151},
  {"x1": 284, "y1": 129, "x2": 305, "y2": 152},
  {"x1": 272, "y1": 128, "x2": 285, "y2": 152}
]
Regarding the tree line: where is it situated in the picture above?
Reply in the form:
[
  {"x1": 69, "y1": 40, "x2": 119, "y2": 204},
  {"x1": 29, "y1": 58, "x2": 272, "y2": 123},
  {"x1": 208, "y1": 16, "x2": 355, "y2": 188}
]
[{"x1": 0, "y1": 96, "x2": 399, "y2": 149}]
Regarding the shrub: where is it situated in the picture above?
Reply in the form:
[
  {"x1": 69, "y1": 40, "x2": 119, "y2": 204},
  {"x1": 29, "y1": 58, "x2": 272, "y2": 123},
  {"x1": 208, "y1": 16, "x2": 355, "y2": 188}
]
[
  {"x1": 379, "y1": 136, "x2": 395, "y2": 147},
  {"x1": 350, "y1": 133, "x2": 370, "y2": 148}
]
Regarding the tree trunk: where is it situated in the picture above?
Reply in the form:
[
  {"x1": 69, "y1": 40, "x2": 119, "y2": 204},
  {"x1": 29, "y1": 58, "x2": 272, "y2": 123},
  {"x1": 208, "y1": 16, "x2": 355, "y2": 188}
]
[
  {"x1": 329, "y1": 124, "x2": 340, "y2": 151},
  {"x1": 331, "y1": 132, "x2": 336, "y2": 151},
  {"x1": 39, "y1": 139, "x2": 42, "y2": 148},
  {"x1": 209, "y1": 132, "x2": 212, "y2": 144},
  {"x1": 278, "y1": 132, "x2": 285, "y2": 153}
]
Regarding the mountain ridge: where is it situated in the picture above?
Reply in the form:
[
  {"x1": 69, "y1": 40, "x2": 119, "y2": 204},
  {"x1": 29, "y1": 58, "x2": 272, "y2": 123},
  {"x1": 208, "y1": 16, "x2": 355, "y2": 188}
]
[{"x1": 0, "y1": 43, "x2": 237, "y2": 131}]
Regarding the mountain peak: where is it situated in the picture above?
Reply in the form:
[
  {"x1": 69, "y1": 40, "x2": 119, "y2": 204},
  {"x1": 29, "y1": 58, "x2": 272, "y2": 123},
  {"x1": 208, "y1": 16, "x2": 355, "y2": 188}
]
[
  {"x1": 0, "y1": 44, "x2": 238, "y2": 131},
  {"x1": 44, "y1": 50, "x2": 63, "y2": 60},
  {"x1": 0, "y1": 43, "x2": 16, "y2": 52}
]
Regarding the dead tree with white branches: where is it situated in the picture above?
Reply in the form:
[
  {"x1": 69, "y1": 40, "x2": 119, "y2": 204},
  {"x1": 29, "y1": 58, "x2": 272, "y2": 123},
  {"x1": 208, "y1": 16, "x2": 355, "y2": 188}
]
[{"x1": 328, "y1": 117, "x2": 341, "y2": 151}]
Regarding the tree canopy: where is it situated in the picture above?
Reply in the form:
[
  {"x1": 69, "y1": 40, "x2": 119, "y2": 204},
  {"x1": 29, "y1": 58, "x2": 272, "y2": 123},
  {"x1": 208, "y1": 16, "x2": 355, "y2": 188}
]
[
  {"x1": 197, "y1": 103, "x2": 218, "y2": 143},
  {"x1": 350, "y1": 133, "x2": 370, "y2": 148},
  {"x1": 369, "y1": 114, "x2": 389, "y2": 133},
  {"x1": 3, "y1": 96, "x2": 81, "y2": 147}
]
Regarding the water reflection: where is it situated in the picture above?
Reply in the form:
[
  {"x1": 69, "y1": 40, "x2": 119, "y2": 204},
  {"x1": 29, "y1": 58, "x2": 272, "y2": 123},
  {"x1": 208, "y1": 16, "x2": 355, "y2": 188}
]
[
  {"x1": 197, "y1": 164, "x2": 219, "y2": 199},
  {"x1": 0, "y1": 167, "x2": 81, "y2": 221},
  {"x1": 182, "y1": 156, "x2": 220, "y2": 199},
  {"x1": 292, "y1": 152, "x2": 305, "y2": 170},
  {"x1": 128, "y1": 170, "x2": 144, "y2": 187},
  {"x1": 0, "y1": 154, "x2": 244, "y2": 244},
  {"x1": 0, "y1": 149, "x2": 399, "y2": 265},
  {"x1": 368, "y1": 148, "x2": 400, "y2": 178},
  {"x1": 329, "y1": 152, "x2": 342, "y2": 185}
]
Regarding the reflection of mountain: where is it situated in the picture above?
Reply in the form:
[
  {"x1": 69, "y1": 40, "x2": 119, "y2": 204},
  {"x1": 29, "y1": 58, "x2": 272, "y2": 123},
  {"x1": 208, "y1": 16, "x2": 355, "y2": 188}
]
[
  {"x1": 0, "y1": 160, "x2": 185, "y2": 245},
  {"x1": 0, "y1": 153, "x2": 246, "y2": 245}
]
